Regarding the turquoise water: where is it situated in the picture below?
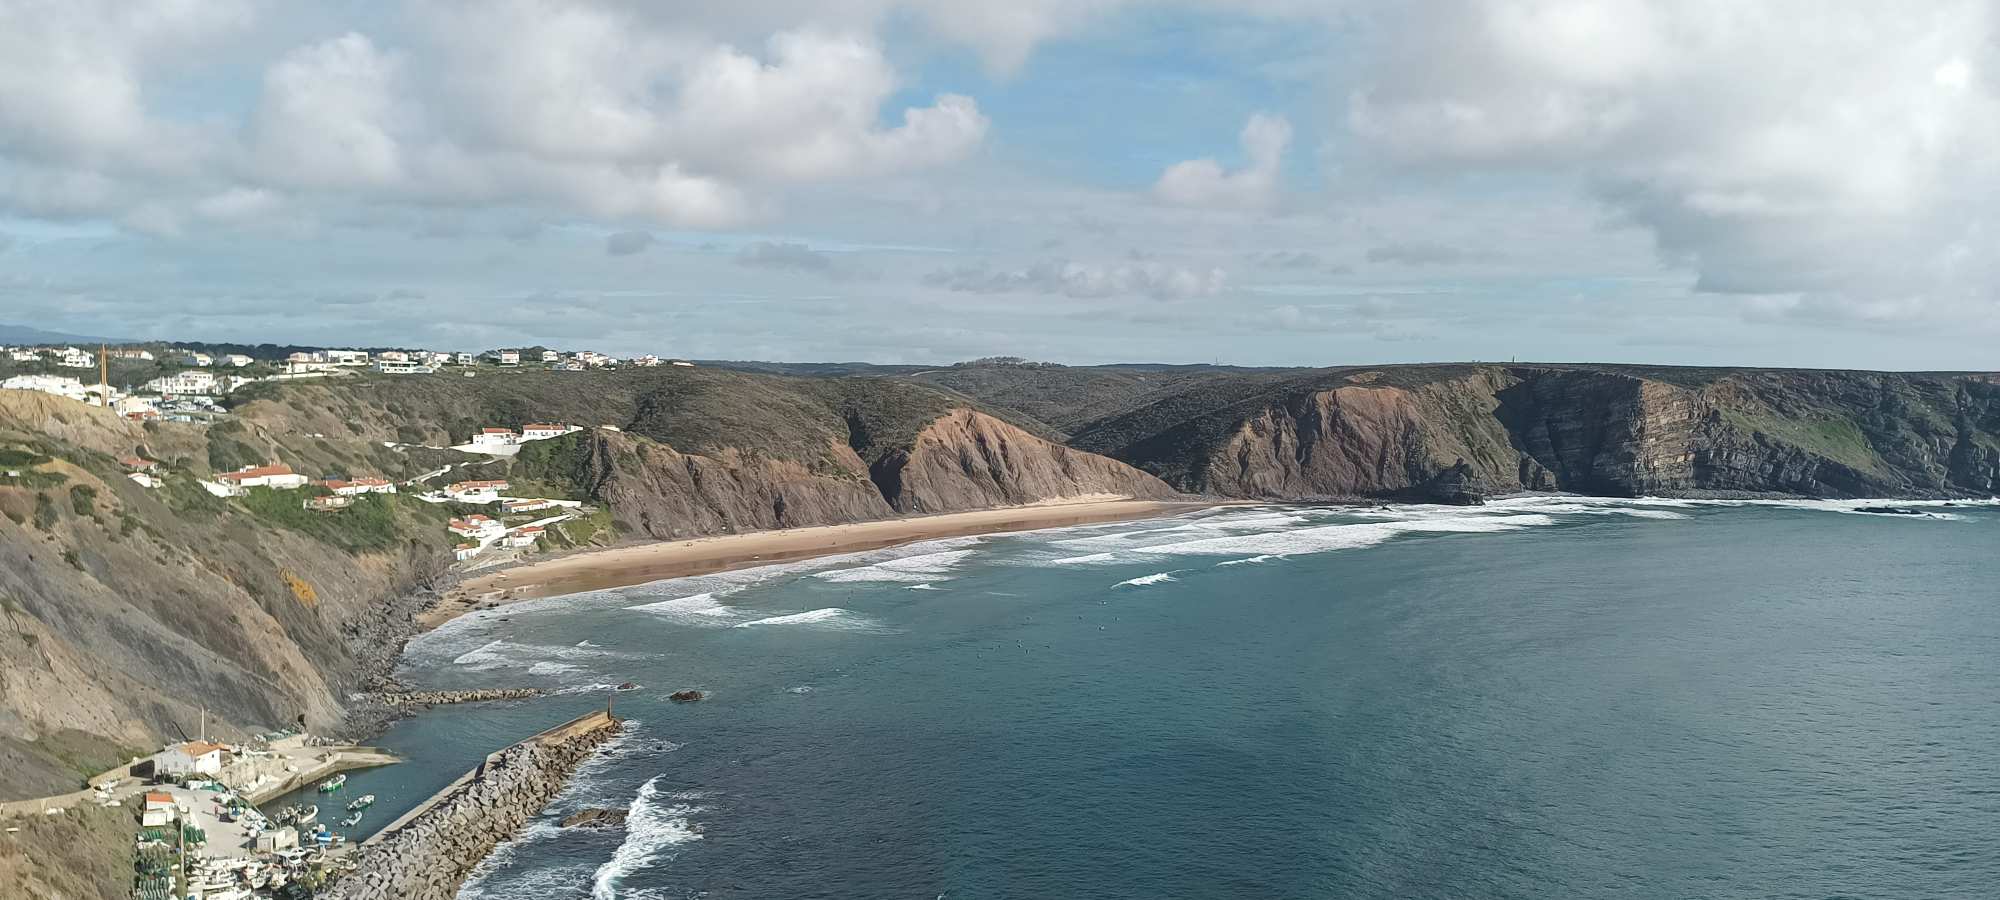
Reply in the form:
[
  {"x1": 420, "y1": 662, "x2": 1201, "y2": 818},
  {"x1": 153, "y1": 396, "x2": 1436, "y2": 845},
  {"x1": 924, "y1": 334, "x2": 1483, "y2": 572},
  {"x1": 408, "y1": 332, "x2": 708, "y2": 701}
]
[{"x1": 332, "y1": 497, "x2": 1999, "y2": 898}]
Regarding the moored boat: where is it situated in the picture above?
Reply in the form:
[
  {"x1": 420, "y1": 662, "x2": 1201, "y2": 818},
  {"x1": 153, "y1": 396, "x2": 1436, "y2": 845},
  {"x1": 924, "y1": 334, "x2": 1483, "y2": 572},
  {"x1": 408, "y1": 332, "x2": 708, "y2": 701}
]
[
  {"x1": 346, "y1": 794, "x2": 375, "y2": 811},
  {"x1": 317, "y1": 774, "x2": 347, "y2": 792},
  {"x1": 295, "y1": 804, "x2": 317, "y2": 826},
  {"x1": 339, "y1": 812, "x2": 363, "y2": 828}
]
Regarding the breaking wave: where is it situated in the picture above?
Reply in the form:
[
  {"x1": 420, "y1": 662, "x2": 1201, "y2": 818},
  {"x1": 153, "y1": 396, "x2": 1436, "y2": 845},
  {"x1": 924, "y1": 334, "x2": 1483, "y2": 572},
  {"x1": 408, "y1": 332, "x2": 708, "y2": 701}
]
[
  {"x1": 1116, "y1": 572, "x2": 1178, "y2": 588},
  {"x1": 733, "y1": 608, "x2": 869, "y2": 629},
  {"x1": 590, "y1": 776, "x2": 704, "y2": 900},
  {"x1": 814, "y1": 549, "x2": 977, "y2": 583},
  {"x1": 1052, "y1": 552, "x2": 1118, "y2": 565},
  {"x1": 450, "y1": 639, "x2": 625, "y2": 672},
  {"x1": 1125, "y1": 514, "x2": 1557, "y2": 558},
  {"x1": 624, "y1": 592, "x2": 739, "y2": 625},
  {"x1": 1217, "y1": 555, "x2": 1278, "y2": 567}
]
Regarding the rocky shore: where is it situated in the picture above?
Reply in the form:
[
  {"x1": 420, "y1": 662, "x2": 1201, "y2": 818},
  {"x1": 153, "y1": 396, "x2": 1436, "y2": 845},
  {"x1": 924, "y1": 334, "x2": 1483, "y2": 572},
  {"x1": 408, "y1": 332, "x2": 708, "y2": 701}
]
[{"x1": 324, "y1": 713, "x2": 622, "y2": 900}]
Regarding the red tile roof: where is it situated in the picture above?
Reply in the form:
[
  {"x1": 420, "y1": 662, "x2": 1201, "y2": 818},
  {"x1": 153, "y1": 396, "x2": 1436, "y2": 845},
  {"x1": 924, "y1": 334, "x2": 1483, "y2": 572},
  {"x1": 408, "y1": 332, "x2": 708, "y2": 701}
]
[{"x1": 219, "y1": 464, "x2": 293, "y2": 482}]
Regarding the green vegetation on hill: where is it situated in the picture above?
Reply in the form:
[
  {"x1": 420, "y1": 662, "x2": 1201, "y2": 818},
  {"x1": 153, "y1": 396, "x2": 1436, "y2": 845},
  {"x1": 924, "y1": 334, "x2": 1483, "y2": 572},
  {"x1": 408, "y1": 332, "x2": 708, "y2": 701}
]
[{"x1": 237, "y1": 488, "x2": 447, "y2": 554}]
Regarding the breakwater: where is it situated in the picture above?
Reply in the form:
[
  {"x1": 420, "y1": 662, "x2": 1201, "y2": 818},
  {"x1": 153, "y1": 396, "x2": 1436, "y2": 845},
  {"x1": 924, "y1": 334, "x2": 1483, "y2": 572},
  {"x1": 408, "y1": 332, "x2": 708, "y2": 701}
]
[
  {"x1": 325, "y1": 709, "x2": 621, "y2": 900},
  {"x1": 379, "y1": 687, "x2": 546, "y2": 707}
]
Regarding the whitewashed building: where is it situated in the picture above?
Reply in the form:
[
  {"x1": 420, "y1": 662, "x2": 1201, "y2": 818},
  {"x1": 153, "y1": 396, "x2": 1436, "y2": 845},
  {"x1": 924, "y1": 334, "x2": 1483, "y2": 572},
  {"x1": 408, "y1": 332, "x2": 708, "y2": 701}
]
[
  {"x1": 156, "y1": 741, "x2": 227, "y2": 777},
  {"x1": 2, "y1": 374, "x2": 90, "y2": 402},
  {"x1": 145, "y1": 370, "x2": 225, "y2": 395},
  {"x1": 57, "y1": 348, "x2": 94, "y2": 368},
  {"x1": 470, "y1": 428, "x2": 518, "y2": 448},
  {"x1": 217, "y1": 463, "x2": 309, "y2": 490},
  {"x1": 520, "y1": 423, "x2": 578, "y2": 441},
  {"x1": 324, "y1": 477, "x2": 396, "y2": 496}
]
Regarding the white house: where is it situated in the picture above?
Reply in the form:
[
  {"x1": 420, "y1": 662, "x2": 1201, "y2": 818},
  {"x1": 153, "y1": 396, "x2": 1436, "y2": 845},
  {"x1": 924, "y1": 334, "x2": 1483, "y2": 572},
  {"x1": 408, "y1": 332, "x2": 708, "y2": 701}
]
[
  {"x1": 217, "y1": 463, "x2": 309, "y2": 490},
  {"x1": 455, "y1": 352, "x2": 476, "y2": 365},
  {"x1": 541, "y1": 349, "x2": 561, "y2": 362},
  {"x1": 448, "y1": 514, "x2": 505, "y2": 538},
  {"x1": 221, "y1": 354, "x2": 253, "y2": 367},
  {"x1": 505, "y1": 525, "x2": 545, "y2": 548},
  {"x1": 453, "y1": 543, "x2": 482, "y2": 561},
  {"x1": 377, "y1": 350, "x2": 411, "y2": 364},
  {"x1": 57, "y1": 348, "x2": 94, "y2": 368},
  {"x1": 180, "y1": 352, "x2": 213, "y2": 367},
  {"x1": 497, "y1": 350, "x2": 521, "y2": 366},
  {"x1": 156, "y1": 740, "x2": 227, "y2": 777},
  {"x1": 324, "y1": 476, "x2": 396, "y2": 496},
  {"x1": 2, "y1": 374, "x2": 89, "y2": 402},
  {"x1": 427, "y1": 351, "x2": 455, "y2": 367},
  {"x1": 631, "y1": 355, "x2": 662, "y2": 367},
  {"x1": 327, "y1": 349, "x2": 370, "y2": 366},
  {"x1": 520, "y1": 423, "x2": 578, "y2": 441},
  {"x1": 374, "y1": 362, "x2": 435, "y2": 375},
  {"x1": 470, "y1": 428, "x2": 518, "y2": 448},
  {"x1": 8, "y1": 349, "x2": 38, "y2": 362},
  {"x1": 444, "y1": 479, "x2": 509, "y2": 503},
  {"x1": 145, "y1": 370, "x2": 224, "y2": 395},
  {"x1": 141, "y1": 791, "x2": 178, "y2": 827},
  {"x1": 501, "y1": 498, "x2": 559, "y2": 514},
  {"x1": 109, "y1": 348, "x2": 155, "y2": 361}
]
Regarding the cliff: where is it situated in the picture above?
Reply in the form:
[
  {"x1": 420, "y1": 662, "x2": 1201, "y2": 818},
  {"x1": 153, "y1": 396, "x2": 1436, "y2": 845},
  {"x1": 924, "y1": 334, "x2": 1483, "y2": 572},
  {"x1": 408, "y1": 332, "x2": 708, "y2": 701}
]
[{"x1": 1068, "y1": 365, "x2": 2000, "y2": 501}]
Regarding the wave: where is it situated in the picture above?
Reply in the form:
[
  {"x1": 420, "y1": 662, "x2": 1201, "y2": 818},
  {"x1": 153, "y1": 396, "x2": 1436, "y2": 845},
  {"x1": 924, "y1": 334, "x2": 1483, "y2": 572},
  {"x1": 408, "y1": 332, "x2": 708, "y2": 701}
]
[
  {"x1": 449, "y1": 639, "x2": 627, "y2": 672},
  {"x1": 591, "y1": 776, "x2": 704, "y2": 900},
  {"x1": 733, "y1": 607, "x2": 866, "y2": 629},
  {"x1": 906, "y1": 583, "x2": 943, "y2": 591},
  {"x1": 1115, "y1": 572, "x2": 1177, "y2": 588},
  {"x1": 624, "y1": 592, "x2": 739, "y2": 625},
  {"x1": 1128, "y1": 513, "x2": 1557, "y2": 558},
  {"x1": 814, "y1": 549, "x2": 976, "y2": 583},
  {"x1": 1051, "y1": 552, "x2": 1118, "y2": 565},
  {"x1": 1216, "y1": 554, "x2": 1278, "y2": 567}
]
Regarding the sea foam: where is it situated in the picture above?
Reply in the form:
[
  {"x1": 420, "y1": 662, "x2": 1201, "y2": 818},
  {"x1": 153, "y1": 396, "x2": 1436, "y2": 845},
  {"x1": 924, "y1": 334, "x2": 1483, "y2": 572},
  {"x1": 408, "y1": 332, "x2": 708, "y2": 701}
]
[
  {"x1": 1116, "y1": 572, "x2": 1178, "y2": 587},
  {"x1": 814, "y1": 549, "x2": 977, "y2": 583},
  {"x1": 590, "y1": 776, "x2": 703, "y2": 900},
  {"x1": 624, "y1": 592, "x2": 739, "y2": 625},
  {"x1": 733, "y1": 608, "x2": 862, "y2": 628}
]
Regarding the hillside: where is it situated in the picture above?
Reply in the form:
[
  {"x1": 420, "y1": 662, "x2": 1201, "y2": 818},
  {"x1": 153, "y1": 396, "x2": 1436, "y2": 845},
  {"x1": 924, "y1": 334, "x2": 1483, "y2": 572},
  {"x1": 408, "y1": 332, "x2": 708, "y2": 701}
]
[
  {"x1": 2, "y1": 358, "x2": 1996, "y2": 805},
  {"x1": 0, "y1": 368, "x2": 1176, "y2": 802}
]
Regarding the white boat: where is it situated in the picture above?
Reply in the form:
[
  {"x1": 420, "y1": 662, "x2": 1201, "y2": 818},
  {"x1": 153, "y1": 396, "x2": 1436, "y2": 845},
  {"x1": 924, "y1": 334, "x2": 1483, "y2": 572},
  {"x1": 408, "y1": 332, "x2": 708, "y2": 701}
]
[
  {"x1": 294, "y1": 804, "x2": 317, "y2": 826},
  {"x1": 339, "y1": 812, "x2": 363, "y2": 828},
  {"x1": 346, "y1": 794, "x2": 375, "y2": 811},
  {"x1": 317, "y1": 774, "x2": 347, "y2": 792}
]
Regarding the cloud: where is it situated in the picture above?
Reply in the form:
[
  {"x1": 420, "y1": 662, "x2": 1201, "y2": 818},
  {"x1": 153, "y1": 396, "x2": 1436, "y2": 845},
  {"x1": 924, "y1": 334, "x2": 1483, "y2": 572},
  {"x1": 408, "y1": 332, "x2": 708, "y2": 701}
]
[
  {"x1": 1349, "y1": 0, "x2": 2000, "y2": 321},
  {"x1": 605, "y1": 230, "x2": 656, "y2": 256},
  {"x1": 737, "y1": 241, "x2": 832, "y2": 272},
  {"x1": 926, "y1": 258, "x2": 1226, "y2": 299},
  {"x1": 1153, "y1": 113, "x2": 1291, "y2": 210},
  {"x1": 0, "y1": 2, "x2": 992, "y2": 232},
  {"x1": 1365, "y1": 241, "x2": 1489, "y2": 267}
]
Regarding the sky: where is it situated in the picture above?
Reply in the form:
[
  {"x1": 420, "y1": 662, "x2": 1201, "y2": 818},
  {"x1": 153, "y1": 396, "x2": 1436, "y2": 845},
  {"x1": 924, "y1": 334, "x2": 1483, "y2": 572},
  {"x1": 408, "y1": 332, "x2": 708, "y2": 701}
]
[{"x1": 0, "y1": 0, "x2": 1995, "y2": 369}]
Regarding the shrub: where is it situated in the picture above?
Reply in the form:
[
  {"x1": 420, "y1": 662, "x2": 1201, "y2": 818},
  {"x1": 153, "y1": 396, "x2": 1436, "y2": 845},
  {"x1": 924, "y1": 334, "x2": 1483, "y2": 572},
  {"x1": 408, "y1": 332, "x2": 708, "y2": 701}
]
[
  {"x1": 69, "y1": 484, "x2": 97, "y2": 517},
  {"x1": 32, "y1": 492, "x2": 58, "y2": 530}
]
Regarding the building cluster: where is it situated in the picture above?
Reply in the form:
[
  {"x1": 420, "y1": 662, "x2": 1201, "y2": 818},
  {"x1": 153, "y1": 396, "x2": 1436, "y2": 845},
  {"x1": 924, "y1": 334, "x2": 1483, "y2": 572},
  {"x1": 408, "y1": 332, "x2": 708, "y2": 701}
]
[
  {"x1": 0, "y1": 345, "x2": 243, "y2": 422},
  {"x1": 461, "y1": 422, "x2": 584, "y2": 455}
]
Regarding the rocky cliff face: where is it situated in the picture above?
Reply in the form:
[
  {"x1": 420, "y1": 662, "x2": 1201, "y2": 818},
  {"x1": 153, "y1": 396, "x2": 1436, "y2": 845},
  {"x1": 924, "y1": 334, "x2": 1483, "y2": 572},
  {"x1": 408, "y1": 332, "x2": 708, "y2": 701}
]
[
  {"x1": 1078, "y1": 366, "x2": 2000, "y2": 501},
  {"x1": 874, "y1": 409, "x2": 1179, "y2": 513},
  {"x1": 541, "y1": 409, "x2": 1178, "y2": 540}
]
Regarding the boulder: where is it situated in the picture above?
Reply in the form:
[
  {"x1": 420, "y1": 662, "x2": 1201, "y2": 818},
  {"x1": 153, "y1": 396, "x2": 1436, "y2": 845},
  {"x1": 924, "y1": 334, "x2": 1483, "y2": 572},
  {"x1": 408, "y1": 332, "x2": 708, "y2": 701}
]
[
  {"x1": 668, "y1": 690, "x2": 705, "y2": 702},
  {"x1": 559, "y1": 808, "x2": 629, "y2": 829}
]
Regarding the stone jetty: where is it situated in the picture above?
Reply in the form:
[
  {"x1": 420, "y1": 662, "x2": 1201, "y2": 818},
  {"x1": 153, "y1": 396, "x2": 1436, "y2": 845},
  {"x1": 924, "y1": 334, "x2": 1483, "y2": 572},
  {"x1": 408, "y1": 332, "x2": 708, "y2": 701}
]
[
  {"x1": 378, "y1": 687, "x2": 546, "y2": 707},
  {"x1": 324, "y1": 710, "x2": 621, "y2": 900}
]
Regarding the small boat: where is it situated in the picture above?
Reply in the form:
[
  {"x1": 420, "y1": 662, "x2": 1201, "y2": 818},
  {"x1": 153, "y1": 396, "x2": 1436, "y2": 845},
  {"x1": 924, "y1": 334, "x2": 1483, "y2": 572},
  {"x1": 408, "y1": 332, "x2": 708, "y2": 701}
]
[
  {"x1": 317, "y1": 774, "x2": 347, "y2": 792},
  {"x1": 339, "y1": 813, "x2": 363, "y2": 828},
  {"x1": 294, "y1": 805, "x2": 317, "y2": 826},
  {"x1": 346, "y1": 794, "x2": 375, "y2": 811}
]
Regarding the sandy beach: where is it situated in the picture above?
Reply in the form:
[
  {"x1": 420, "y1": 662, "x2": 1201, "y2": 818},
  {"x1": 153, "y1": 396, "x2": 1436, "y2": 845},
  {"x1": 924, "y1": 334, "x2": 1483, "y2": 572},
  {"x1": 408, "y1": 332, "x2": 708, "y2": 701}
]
[{"x1": 423, "y1": 496, "x2": 1218, "y2": 630}]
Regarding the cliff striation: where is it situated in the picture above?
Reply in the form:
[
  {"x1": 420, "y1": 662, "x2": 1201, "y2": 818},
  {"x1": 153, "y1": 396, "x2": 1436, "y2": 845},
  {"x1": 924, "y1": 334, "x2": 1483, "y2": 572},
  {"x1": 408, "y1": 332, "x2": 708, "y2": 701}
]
[{"x1": 1070, "y1": 365, "x2": 2000, "y2": 501}]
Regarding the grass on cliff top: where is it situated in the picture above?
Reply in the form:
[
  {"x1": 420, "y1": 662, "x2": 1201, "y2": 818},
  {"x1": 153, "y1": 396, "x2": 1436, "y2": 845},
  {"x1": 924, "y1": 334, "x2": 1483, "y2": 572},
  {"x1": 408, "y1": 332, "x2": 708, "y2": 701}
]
[{"x1": 237, "y1": 487, "x2": 445, "y2": 553}]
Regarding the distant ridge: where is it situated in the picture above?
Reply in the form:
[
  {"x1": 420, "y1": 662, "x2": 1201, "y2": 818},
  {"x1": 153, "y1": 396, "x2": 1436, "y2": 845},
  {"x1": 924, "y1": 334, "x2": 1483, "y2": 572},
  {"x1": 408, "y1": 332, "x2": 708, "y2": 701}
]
[{"x1": 0, "y1": 322, "x2": 129, "y2": 345}]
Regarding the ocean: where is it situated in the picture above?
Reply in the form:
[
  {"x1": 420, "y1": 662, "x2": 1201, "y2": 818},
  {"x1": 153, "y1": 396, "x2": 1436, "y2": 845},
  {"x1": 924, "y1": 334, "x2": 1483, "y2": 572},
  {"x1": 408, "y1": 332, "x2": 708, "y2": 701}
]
[{"x1": 310, "y1": 497, "x2": 2000, "y2": 898}]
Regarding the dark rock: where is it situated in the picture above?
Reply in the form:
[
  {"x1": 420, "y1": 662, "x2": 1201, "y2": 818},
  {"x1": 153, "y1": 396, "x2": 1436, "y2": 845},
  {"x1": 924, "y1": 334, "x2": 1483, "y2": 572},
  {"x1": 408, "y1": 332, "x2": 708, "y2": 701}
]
[
  {"x1": 559, "y1": 808, "x2": 628, "y2": 829},
  {"x1": 668, "y1": 690, "x2": 705, "y2": 702}
]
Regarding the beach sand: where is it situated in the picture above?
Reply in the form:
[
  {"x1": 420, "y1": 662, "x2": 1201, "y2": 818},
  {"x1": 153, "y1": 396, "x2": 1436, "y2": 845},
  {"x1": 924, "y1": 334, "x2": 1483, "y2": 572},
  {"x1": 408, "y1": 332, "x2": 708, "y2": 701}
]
[{"x1": 423, "y1": 496, "x2": 1218, "y2": 631}]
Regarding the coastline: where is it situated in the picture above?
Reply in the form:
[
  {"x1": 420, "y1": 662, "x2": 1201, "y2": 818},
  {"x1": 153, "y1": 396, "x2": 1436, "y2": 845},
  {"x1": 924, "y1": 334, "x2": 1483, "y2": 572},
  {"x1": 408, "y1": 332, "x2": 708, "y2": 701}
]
[{"x1": 421, "y1": 496, "x2": 1221, "y2": 631}]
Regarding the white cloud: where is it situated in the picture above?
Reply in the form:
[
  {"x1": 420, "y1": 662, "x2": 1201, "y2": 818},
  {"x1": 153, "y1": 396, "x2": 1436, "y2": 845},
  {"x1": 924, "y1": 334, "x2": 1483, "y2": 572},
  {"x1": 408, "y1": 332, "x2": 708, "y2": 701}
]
[
  {"x1": 254, "y1": 33, "x2": 407, "y2": 190},
  {"x1": 1350, "y1": 0, "x2": 2000, "y2": 322},
  {"x1": 1154, "y1": 113, "x2": 1292, "y2": 210},
  {"x1": 927, "y1": 258, "x2": 1227, "y2": 300}
]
